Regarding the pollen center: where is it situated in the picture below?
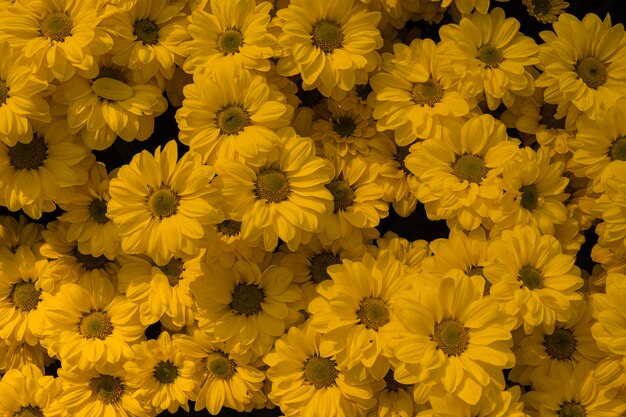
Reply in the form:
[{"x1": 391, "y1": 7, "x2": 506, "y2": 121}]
[
  {"x1": 575, "y1": 57, "x2": 607, "y2": 89},
  {"x1": 0, "y1": 80, "x2": 8, "y2": 105},
  {"x1": 75, "y1": 248, "x2": 109, "y2": 271},
  {"x1": 79, "y1": 311, "x2": 114, "y2": 340},
  {"x1": 303, "y1": 356, "x2": 339, "y2": 388},
  {"x1": 218, "y1": 29, "x2": 243, "y2": 54},
  {"x1": 256, "y1": 168, "x2": 290, "y2": 203},
  {"x1": 326, "y1": 179, "x2": 355, "y2": 212},
  {"x1": 89, "y1": 199, "x2": 109, "y2": 224},
  {"x1": 10, "y1": 280, "x2": 41, "y2": 311},
  {"x1": 40, "y1": 12, "x2": 73, "y2": 42},
  {"x1": 310, "y1": 252, "x2": 341, "y2": 284},
  {"x1": 230, "y1": 283, "x2": 264, "y2": 316},
  {"x1": 412, "y1": 79, "x2": 444, "y2": 107},
  {"x1": 148, "y1": 187, "x2": 179, "y2": 219},
  {"x1": 134, "y1": 19, "x2": 159, "y2": 45},
  {"x1": 14, "y1": 406, "x2": 44, "y2": 417},
  {"x1": 9, "y1": 136, "x2": 48, "y2": 170},
  {"x1": 357, "y1": 297, "x2": 390, "y2": 331},
  {"x1": 312, "y1": 20, "x2": 344, "y2": 54},
  {"x1": 217, "y1": 219, "x2": 242, "y2": 237},
  {"x1": 518, "y1": 265, "x2": 543, "y2": 290},
  {"x1": 540, "y1": 104, "x2": 565, "y2": 129},
  {"x1": 206, "y1": 351, "x2": 236, "y2": 379},
  {"x1": 433, "y1": 318, "x2": 469, "y2": 356},
  {"x1": 452, "y1": 154, "x2": 487, "y2": 184},
  {"x1": 158, "y1": 258, "x2": 184, "y2": 287},
  {"x1": 520, "y1": 184, "x2": 539, "y2": 211},
  {"x1": 610, "y1": 137, "x2": 626, "y2": 161},
  {"x1": 333, "y1": 116, "x2": 356, "y2": 137},
  {"x1": 478, "y1": 44, "x2": 504, "y2": 68},
  {"x1": 154, "y1": 360, "x2": 178, "y2": 384},
  {"x1": 544, "y1": 327, "x2": 577, "y2": 360},
  {"x1": 559, "y1": 402, "x2": 586, "y2": 417},
  {"x1": 216, "y1": 105, "x2": 250, "y2": 135},
  {"x1": 531, "y1": 0, "x2": 552, "y2": 14},
  {"x1": 395, "y1": 145, "x2": 411, "y2": 174},
  {"x1": 90, "y1": 375, "x2": 125, "y2": 405}
]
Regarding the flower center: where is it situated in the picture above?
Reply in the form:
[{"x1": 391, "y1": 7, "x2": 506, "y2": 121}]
[
  {"x1": 432, "y1": 318, "x2": 469, "y2": 356},
  {"x1": 95, "y1": 67, "x2": 127, "y2": 83},
  {"x1": 355, "y1": 83, "x2": 372, "y2": 101},
  {"x1": 229, "y1": 283, "x2": 264, "y2": 316},
  {"x1": 206, "y1": 351, "x2": 236, "y2": 379},
  {"x1": 89, "y1": 199, "x2": 109, "y2": 224},
  {"x1": 157, "y1": 258, "x2": 184, "y2": 287},
  {"x1": 9, "y1": 136, "x2": 48, "y2": 170},
  {"x1": 79, "y1": 311, "x2": 114, "y2": 340},
  {"x1": 559, "y1": 402, "x2": 586, "y2": 417},
  {"x1": 467, "y1": 265, "x2": 491, "y2": 295},
  {"x1": 544, "y1": 327, "x2": 577, "y2": 360},
  {"x1": 74, "y1": 248, "x2": 109, "y2": 271},
  {"x1": 412, "y1": 78, "x2": 444, "y2": 107},
  {"x1": 10, "y1": 280, "x2": 41, "y2": 311},
  {"x1": 312, "y1": 19, "x2": 343, "y2": 54},
  {"x1": 395, "y1": 145, "x2": 411, "y2": 174},
  {"x1": 255, "y1": 168, "x2": 290, "y2": 203},
  {"x1": 0, "y1": 80, "x2": 8, "y2": 105},
  {"x1": 147, "y1": 187, "x2": 179, "y2": 219},
  {"x1": 540, "y1": 104, "x2": 565, "y2": 129},
  {"x1": 326, "y1": 178, "x2": 354, "y2": 212},
  {"x1": 134, "y1": 19, "x2": 159, "y2": 45},
  {"x1": 478, "y1": 44, "x2": 504, "y2": 68},
  {"x1": 452, "y1": 154, "x2": 487, "y2": 184},
  {"x1": 520, "y1": 184, "x2": 539, "y2": 211},
  {"x1": 518, "y1": 265, "x2": 543, "y2": 290},
  {"x1": 309, "y1": 252, "x2": 341, "y2": 284},
  {"x1": 531, "y1": 0, "x2": 552, "y2": 14},
  {"x1": 216, "y1": 104, "x2": 250, "y2": 135},
  {"x1": 610, "y1": 137, "x2": 626, "y2": 161},
  {"x1": 217, "y1": 219, "x2": 242, "y2": 237},
  {"x1": 14, "y1": 406, "x2": 44, "y2": 417},
  {"x1": 90, "y1": 375, "x2": 125, "y2": 405},
  {"x1": 575, "y1": 57, "x2": 607, "y2": 89},
  {"x1": 333, "y1": 116, "x2": 356, "y2": 137},
  {"x1": 357, "y1": 297, "x2": 391, "y2": 331},
  {"x1": 154, "y1": 360, "x2": 178, "y2": 384},
  {"x1": 40, "y1": 12, "x2": 73, "y2": 42},
  {"x1": 383, "y1": 370, "x2": 409, "y2": 392},
  {"x1": 303, "y1": 356, "x2": 338, "y2": 388},
  {"x1": 218, "y1": 29, "x2": 243, "y2": 55}
]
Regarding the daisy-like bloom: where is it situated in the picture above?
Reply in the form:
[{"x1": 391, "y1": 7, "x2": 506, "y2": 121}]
[
  {"x1": 107, "y1": 0, "x2": 189, "y2": 85},
  {"x1": 371, "y1": 38, "x2": 473, "y2": 145},
  {"x1": 337, "y1": 81, "x2": 375, "y2": 120},
  {"x1": 390, "y1": 272, "x2": 515, "y2": 405},
  {"x1": 124, "y1": 332, "x2": 196, "y2": 414},
  {"x1": 184, "y1": 0, "x2": 278, "y2": 75},
  {"x1": 438, "y1": 8, "x2": 539, "y2": 111},
  {"x1": 58, "y1": 362, "x2": 149, "y2": 417},
  {"x1": 275, "y1": 0, "x2": 383, "y2": 99},
  {"x1": 374, "y1": 232, "x2": 430, "y2": 273},
  {"x1": 215, "y1": 127, "x2": 333, "y2": 252},
  {"x1": 173, "y1": 327, "x2": 266, "y2": 414},
  {"x1": 523, "y1": 0, "x2": 568, "y2": 24},
  {"x1": 593, "y1": 174, "x2": 626, "y2": 257},
  {"x1": 535, "y1": 13, "x2": 626, "y2": 120},
  {"x1": 107, "y1": 140, "x2": 223, "y2": 265},
  {"x1": 0, "y1": 340, "x2": 48, "y2": 374},
  {"x1": 484, "y1": 225, "x2": 583, "y2": 334},
  {"x1": 368, "y1": 368, "x2": 423, "y2": 417},
  {"x1": 0, "y1": 215, "x2": 44, "y2": 254},
  {"x1": 117, "y1": 253, "x2": 201, "y2": 329},
  {"x1": 193, "y1": 259, "x2": 301, "y2": 356},
  {"x1": 421, "y1": 386, "x2": 528, "y2": 417},
  {"x1": 176, "y1": 65, "x2": 293, "y2": 165},
  {"x1": 203, "y1": 217, "x2": 266, "y2": 268},
  {"x1": 405, "y1": 114, "x2": 520, "y2": 231},
  {"x1": 308, "y1": 250, "x2": 413, "y2": 382},
  {"x1": 0, "y1": 0, "x2": 113, "y2": 82},
  {"x1": 0, "y1": 364, "x2": 63, "y2": 417},
  {"x1": 264, "y1": 323, "x2": 375, "y2": 417},
  {"x1": 0, "y1": 247, "x2": 50, "y2": 346},
  {"x1": 42, "y1": 274, "x2": 145, "y2": 370}
]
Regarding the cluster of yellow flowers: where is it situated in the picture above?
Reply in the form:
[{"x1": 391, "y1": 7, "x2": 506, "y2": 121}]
[{"x1": 1, "y1": 0, "x2": 626, "y2": 416}]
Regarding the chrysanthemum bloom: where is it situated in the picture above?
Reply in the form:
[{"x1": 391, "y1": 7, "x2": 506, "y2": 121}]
[
  {"x1": 337, "y1": 81, "x2": 375, "y2": 120},
  {"x1": 0, "y1": 340, "x2": 48, "y2": 374},
  {"x1": 264, "y1": 324, "x2": 375, "y2": 417},
  {"x1": 117, "y1": 253, "x2": 201, "y2": 329},
  {"x1": 58, "y1": 362, "x2": 150, "y2": 417},
  {"x1": 215, "y1": 127, "x2": 333, "y2": 251},
  {"x1": 0, "y1": 247, "x2": 50, "y2": 346},
  {"x1": 523, "y1": 0, "x2": 568, "y2": 24},
  {"x1": 176, "y1": 65, "x2": 293, "y2": 165},
  {"x1": 536, "y1": 13, "x2": 626, "y2": 120},
  {"x1": 275, "y1": 0, "x2": 383, "y2": 99},
  {"x1": 0, "y1": 215, "x2": 44, "y2": 254},
  {"x1": 371, "y1": 38, "x2": 473, "y2": 145},
  {"x1": 0, "y1": 0, "x2": 113, "y2": 82},
  {"x1": 0, "y1": 364, "x2": 63, "y2": 417},
  {"x1": 173, "y1": 328, "x2": 266, "y2": 414},
  {"x1": 184, "y1": 0, "x2": 278, "y2": 75},
  {"x1": 374, "y1": 232, "x2": 430, "y2": 272},
  {"x1": 390, "y1": 272, "x2": 514, "y2": 405},
  {"x1": 592, "y1": 174, "x2": 626, "y2": 258},
  {"x1": 107, "y1": 0, "x2": 189, "y2": 85},
  {"x1": 193, "y1": 259, "x2": 301, "y2": 356},
  {"x1": 405, "y1": 114, "x2": 520, "y2": 231},
  {"x1": 484, "y1": 225, "x2": 583, "y2": 334},
  {"x1": 42, "y1": 275, "x2": 145, "y2": 370},
  {"x1": 107, "y1": 140, "x2": 223, "y2": 265},
  {"x1": 203, "y1": 218, "x2": 266, "y2": 268},
  {"x1": 369, "y1": 368, "x2": 423, "y2": 417},
  {"x1": 421, "y1": 386, "x2": 527, "y2": 417},
  {"x1": 52, "y1": 60, "x2": 168, "y2": 150},
  {"x1": 124, "y1": 332, "x2": 196, "y2": 414},
  {"x1": 438, "y1": 8, "x2": 539, "y2": 110}
]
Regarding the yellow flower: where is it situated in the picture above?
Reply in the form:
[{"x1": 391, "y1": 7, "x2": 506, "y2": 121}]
[
  {"x1": 592, "y1": 174, "x2": 626, "y2": 258},
  {"x1": 0, "y1": 364, "x2": 63, "y2": 417},
  {"x1": 369, "y1": 368, "x2": 423, "y2": 417},
  {"x1": 523, "y1": 0, "x2": 569, "y2": 24},
  {"x1": 0, "y1": 215, "x2": 44, "y2": 254},
  {"x1": 422, "y1": 386, "x2": 528, "y2": 417},
  {"x1": 203, "y1": 218, "x2": 267, "y2": 269},
  {"x1": 0, "y1": 340, "x2": 48, "y2": 374}
]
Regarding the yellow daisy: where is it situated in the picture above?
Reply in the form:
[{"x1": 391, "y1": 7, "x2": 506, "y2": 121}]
[
  {"x1": 370, "y1": 368, "x2": 422, "y2": 417},
  {"x1": 337, "y1": 81, "x2": 375, "y2": 120},
  {"x1": 592, "y1": 175, "x2": 626, "y2": 258},
  {"x1": 275, "y1": 0, "x2": 383, "y2": 98},
  {"x1": 523, "y1": 0, "x2": 568, "y2": 24},
  {"x1": 0, "y1": 364, "x2": 63, "y2": 417},
  {"x1": 374, "y1": 231, "x2": 430, "y2": 272},
  {"x1": 203, "y1": 218, "x2": 266, "y2": 269},
  {"x1": 107, "y1": 140, "x2": 223, "y2": 265},
  {"x1": 0, "y1": 215, "x2": 44, "y2": 254},
  {"x1": 422, "y1": 386, "x2": 527, "y2": 417},
  {"x1": 0, "y1": 340, "x2": 48, "y2": 374}
]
